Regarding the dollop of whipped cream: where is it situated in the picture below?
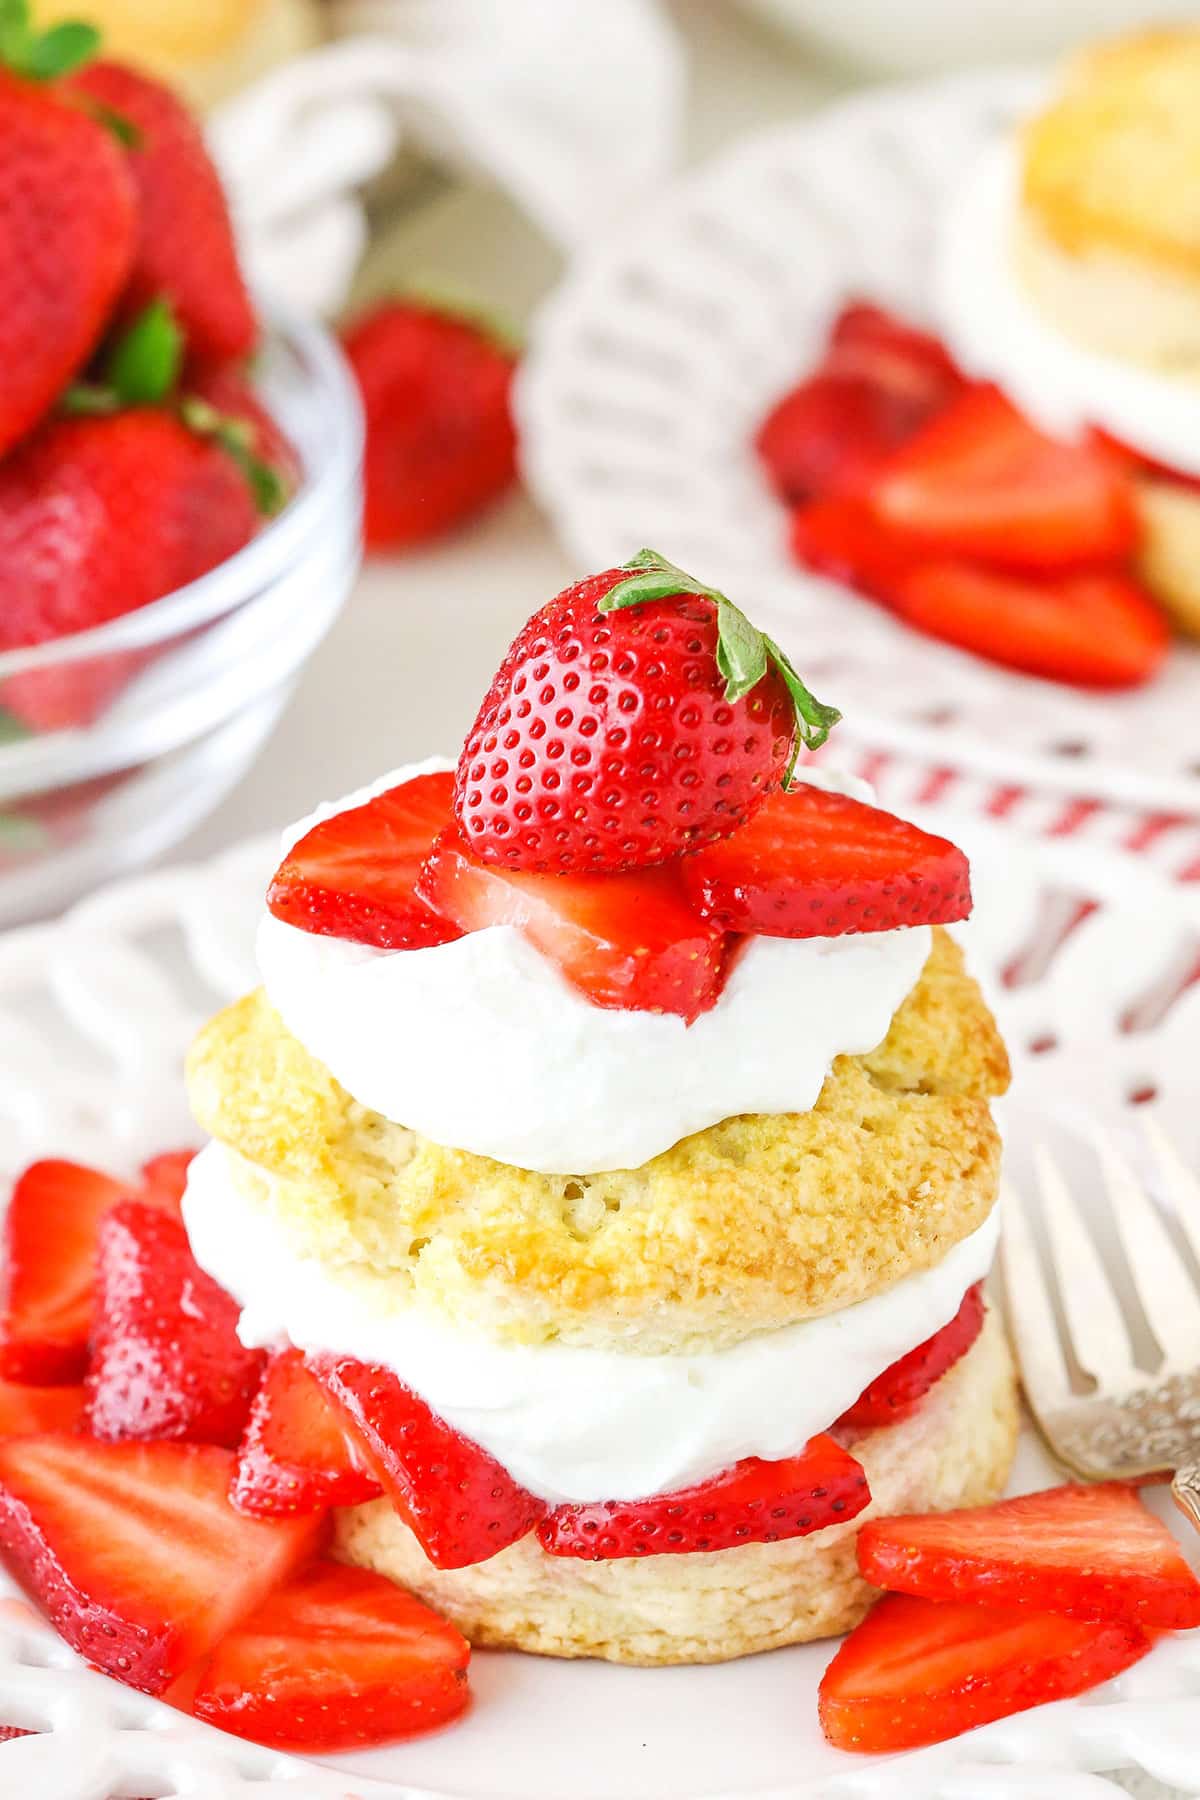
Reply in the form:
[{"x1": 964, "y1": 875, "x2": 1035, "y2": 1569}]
[
  {"x1": 185, "y1": 1142, "x2": 999, "y2": 1504},
  {"x1": 935, "y1": 139, "x2": 1200, "y2": 478},
  {"x1": 257, "y1": 759, "x2": 932, "y2": 1175}
]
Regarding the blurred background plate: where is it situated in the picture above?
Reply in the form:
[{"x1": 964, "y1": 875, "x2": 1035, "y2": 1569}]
[{"x1": 517, "y1": 68, "x2": 1200, "y2": 820}]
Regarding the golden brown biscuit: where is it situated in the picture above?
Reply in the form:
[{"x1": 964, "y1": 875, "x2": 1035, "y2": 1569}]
[
  {"x1": 334, "y1": 1305, "x2": 1018, "y2": 1664},
  {"x1": 1135, "y1": 477, "x2": 1200, "y2": 638},
  {"x1": 1020, "y1": 29, "x2": 1200, "y2": 364},
  {"x1": 187, "y1": 929, "x2": 1008, "y2": 1353}
]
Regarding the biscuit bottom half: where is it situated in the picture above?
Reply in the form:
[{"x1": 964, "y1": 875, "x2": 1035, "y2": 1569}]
[{"x1": 333, "y1": 1305, "x2": 1018, "y2": 1666}]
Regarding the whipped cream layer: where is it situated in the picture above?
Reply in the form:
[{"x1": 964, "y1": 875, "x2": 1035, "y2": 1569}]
[
  {"x1": 935, "y1": 140, "x2": 1200, "y2": 478},
  {"x1": 184, "y1": 1142, "x2": 1000, "y2": 1504},
  {"x1": 257, "y1": 759, "x2": 932, "y2": 1175}
]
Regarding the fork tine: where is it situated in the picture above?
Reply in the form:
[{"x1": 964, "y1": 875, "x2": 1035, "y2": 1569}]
[
  {"x1": 1033, "y1": 1144, "x2": 1138, "y2": 1390},
  {"x1": 1144, "y1": 1117, "x2": 1200, "y2": 1270},
  {"x1": 1097, "y1": 1133, "x2": 1200, "y2": 1370},
  {"x1": 1000, "y1": 1178, "x2": 1072, "y2": 1416}
]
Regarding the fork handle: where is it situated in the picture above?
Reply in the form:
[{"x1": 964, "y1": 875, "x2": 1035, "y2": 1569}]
[{"x1": 1172, "y1": 1461, "x2": 1200, "y2": 1535}]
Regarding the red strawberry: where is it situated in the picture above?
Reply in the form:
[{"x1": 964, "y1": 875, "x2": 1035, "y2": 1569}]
[
  {"x1": 84, "y1": 1201, "x2": 264, "y2": 1447},
  {"x1": 0, "y1": 410, "x2": 262, "y2": 730},
  {"x1": 892, "y1": 560, "x2": 1170, "y2": 689},
  {"x1": 828, "y1": 302, "x2": 964, "y2": 400},
  {"x1": 819, "y1": 1591, "x2": 1150, "y2": 1752},
  {"x1": 0, "y1": 1378, "x2": 84, "y2": 1440},
  {"x1": 539, "y1": 1435, "x2": 869, "y2": 1560},
  {"x1": 868, "y1": 384, "x2": 1139, "y2": 568},
  {"x1": 231, "y1": 1349, "x2": 382, "y2": 1518},
  {"x1": 789, "y1": 495, "x2": 918, "y2": 599},
  {"x1": 681, "y1": 784, "x2": 971, "y2": 938},
  {"x1": 136, "y1": 1148, "x2": 196, "y2": 1214},
  {"x1": 308, "y1": 1357, "x2": 545, "y2": 1570},
  {"x1": 190, "y1": 1559, "x2": 470, "y2": 1750},
  {"x1": 838, "y1": 1283, "x2": 985, "y2": 1429},
  {"x1": 455, "y1": 554, "x2": 838, "y2": 874},
  {"x1": 68, "y1": 61, "x2": 256, "y2": 361},
  {"x1": 267, "y1": 770, "x2": 463, "y2": 951},
  {"x1": 341, "y1": 299, "x2": 517, "y2": 549},
  {"x1": 858, "y1": 1482, "x2": 1200, "y2": 1630},
  {"x1": 0, "y1": 49, "x2": 137, "y2": 459},
  {"x1": 418, "y1": 824, "x2": 728, "y2": 1020},
  {"x1": 185, "y1": 363, "x2": 301, "y2": 495},
  {"x1": 0, "y1": 1434, "x2": 324, "y2": 1694},
  {"x1": 0, "y1": 1159, "x2": 129, "y2": 1384}
]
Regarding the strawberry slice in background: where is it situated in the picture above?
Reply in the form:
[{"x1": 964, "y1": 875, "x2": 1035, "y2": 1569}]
[
  {"x1": 681, "y1": 784, "x2": 971, "y2": 939},
  {"x1": 189, "y1": 1559, "x2": 470, "y2": 1750},
  {"x1": 858, "y1": 1482, "x2": 1200, "y2": 1630},
  {"x1": 84, "y1": 1200, "x2": 264, "y2": 1447},
  {"x1": 828, "y1": 302, "x2": 964, "y2": 402},
  {"x1": 789, "y1": 495, "x2": 918, "y2": 600},
  {"x1": 838, "y1": 1283, "x2": 985, "y2": 1429},
  {"x1": 0, "y1": 1378, "x2": 84, "y2": 1440},
  {"x1": 308, "y1": 1357, "x2": 545, "y2": 1570},
  {"x1": 0, "y1": 1434, "x2": 326, "y2": 1694},
  {"x1": 819, "y1": 1590, "x2": 1151, "y2": 1752},
  {"x1": 268, "y1": 769, "x2": 463, "y2": 950},
  {"x1": 868, "y1": 384, "x2": 1139, "y2": 569},
  {"x1": 136, "y1": 1148, "x2": 196, "y2": 1214},
  {"x1": 419, "y1": 825, "x2": 729, "y2": 1021},
  {"x1": 68, "y1": 60, "x2": 257, "y2": 362},
  {"x1": 0, "y1": 19, "x2": 137, "y2": 460},
  {"x1": 341, "y1": 299, "x2": 517, "y2": 550},
  {"x1": 892, "y1": 560, "x2": 1170, "y2": 689},
  {"x1": 232, "y1": 1348, "x2": 382, "y2": 1518},
  {"x1": 0, "y1": 1159, "x2": 129, "y2": 1384},
  {"x1": 540, "y1": 1434, "x2": 869, "y2": 1560}
]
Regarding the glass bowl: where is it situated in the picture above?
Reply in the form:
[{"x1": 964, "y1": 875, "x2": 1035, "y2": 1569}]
[{"x1": 0, "y1": 300, "x2": 363, "y2": 926}]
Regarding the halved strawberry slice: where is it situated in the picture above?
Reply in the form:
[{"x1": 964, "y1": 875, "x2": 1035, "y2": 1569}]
[
  {"x1": 267, "y1": 770, "x2": 463, "y2": 950},
  {"x1": 137, "y1": 1148, "x2": 196, "y2": 1213},
  {"x1": 418, "y1": 826, "x2": 728, "y2": 1021},
  {"x1": 85, "y1": 1201, "x2": 265, "y2": 1447},
  {"x1": 231, "y1": 1348, "x2": 382, "y2": 1517},
  {"x1": 858, "y1": 1482, "x2": 1200, "y2": 1630},
  {"x1": 757, "y1": 374, "x2": 927, "y2": 506},
  {"x1": 0, "y1": 1378, "x2": 84, "y2": 1440},
  {"x1": 539, "y1": 1434, "x2": 868, "y2": 1560},
  {"x1": 789, "y1": 495, "x2": 918, "y2": 600},
  {"x1": 828, "y1": 303, "x2": 964, "y2": 406},
  {"x1": 837, "y1": 1283, "x2": 985, "y2": 1430},
  {"x1": 0, "y1": 1434, "x2": 325, "y2": 1694},
  {"x1": 307, "y1": 1356, "x2": 545, "y2": 1570},
  {"x1": 0, "y1": 1159, "x2": 129, "y2": 1384},
  {"x1": 681, "y1": 784, "x2": 971, "y2": 939},
  {"x1": 869, "y1": 384, "x2": 1139, "y2": 568},
  {"x1": 819, "y1": 1590, "x2": 1150, "y2": 1752},
  {"x1": 190, "y1": 1559, "x2": 470, "y2": 1750},
  {"x1": 892, "y1": 560, "x2": 1170, "y2": 689}
]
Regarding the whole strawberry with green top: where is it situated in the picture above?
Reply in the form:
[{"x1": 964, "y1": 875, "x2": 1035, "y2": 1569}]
[
  {"x1": 0, "y1": 6, "x2": 136, "y2": 458},
  {"x1": 454, "y1": 551, "x2": 839, "y2": 873}
]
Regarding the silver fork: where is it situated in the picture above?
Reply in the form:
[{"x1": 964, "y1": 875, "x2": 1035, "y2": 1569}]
[{"x1": 1002, "y1": 1118, "x2": 1200, "y2": 1533}]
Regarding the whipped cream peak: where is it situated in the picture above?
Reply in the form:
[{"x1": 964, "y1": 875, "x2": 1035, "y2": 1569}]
[
  {"x1": 935, "y1": 139, "x2": 1200, "y2": 477},
  {"x1": 256, "y1": 761, "x2": 931, "y2": 1174},
  {"x1": 184, "y1": 1143, "x2": 1000, "y2": 1504}
]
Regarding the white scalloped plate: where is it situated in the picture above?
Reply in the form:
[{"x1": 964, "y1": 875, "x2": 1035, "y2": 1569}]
[
  {"x1": 1, "y1": 813, "x2": 1199, "y2": 1799},
  {"x1": 516, "y1": 69, "x2": 1200, "y2": 818}
]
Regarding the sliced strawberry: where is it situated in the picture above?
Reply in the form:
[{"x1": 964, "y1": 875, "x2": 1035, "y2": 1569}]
[
  {"x1": 0, "y1": 1435, "x2": 325, "y2": 1694},
  {"x1": 84, "y1": 1201, "x2": 265, "y2": 1447},
  {"x1": 136, "y1": 1149, "x2": 196, "y2": 1214},
  {"x1": 789, "y1": 496, "x2": 918, "y2": 599},
  {"x1": 819, "y1": 1590, "x2": 1150, "y2": 1752},
  {"x1": 418, "y1": 826, "x2": 728, "y2": 1020},
  {"x1": 828, "y1": 303, "x2": 964, "y2": 405},
  {"x1": 868, "y1": 384, "x2": 1139, "y2": 569},
  {"x1": 838, "y1": 1283, "x2": 985, "y2": 1430},
  {"x1": 0, "y1": 1379, "x2": 84, "y2": 1440},
  {"x1": 190, "y1": 1559, "x2": 470, "y2": 1750},
  {"x1": 231, "y1": 1348, "x2": 382, "y2": 1518},
  {"x1": 0, "y1": 1160, "x2": 129, "y2": 1384},
  {"x1": 308, "y1": 1357, "x2": 545, "y2": 1570},
  {"x1": 893, "y1": 560, "x2": 1170, "y2": 689},
  {"x1": 858, "y1": 1482, "x2": 1200, "y2": 1630},
  {"x1": 267, "y1": 770, "x2": 463, "y2": 951},
  {"x1": 539, "y1": 1434, "x2": 868, "y2": 1560},
  {"x1": 681, "y1": 784, "x2": 971, "y2": 939}
]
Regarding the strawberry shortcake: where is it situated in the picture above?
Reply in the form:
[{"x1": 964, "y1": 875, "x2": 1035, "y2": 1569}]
[{"x1": 182, "y1": 553, "x2": 1018, "y2": 1664}]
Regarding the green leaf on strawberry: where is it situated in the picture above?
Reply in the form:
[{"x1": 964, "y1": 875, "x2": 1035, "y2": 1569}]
[
  {"x1": 105, "y1": 299, "x2": 183, "y2": 406},
  {"x1": 0, "y1": 0, "x2": 98, "y2": 80},
  {"x1": 599, "y1": 548, "x2": 841, "y2": 770}
]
